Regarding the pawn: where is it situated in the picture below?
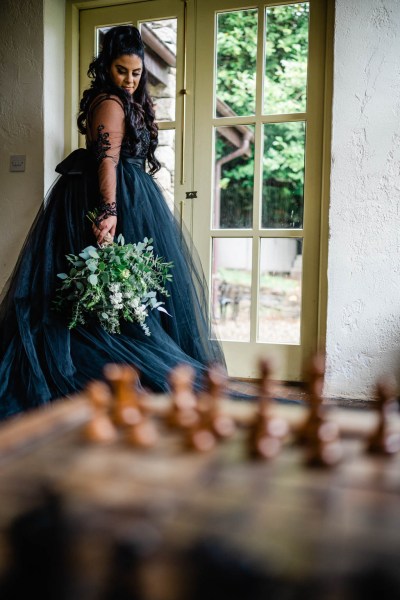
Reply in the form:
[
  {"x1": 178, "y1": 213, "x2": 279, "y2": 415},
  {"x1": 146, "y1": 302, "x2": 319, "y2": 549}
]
[
  {"x1": 82, "y1": 380, "x2": 118, "y2": 443},
  {"x1": 186, "y1": 364, "x2": 233, "y2": 452},
  {"x1": 199, "y1": 364, "x2": 235, "y2": 440},
  {"x1": 167, "y1": 364, "x2": 199, "y2": 429},
  {"x1": 298, "y1": 354, "x2": 342, "y2": 467},
  {"x1": 248, "y1": 358, "x2": 288, "y2": 459},
  {"x1": 367, "y1": 377, "x2": 400, "y2": 455},
  {"x1": 104, "y1": 363, "x2": 143, "y2": 428}
]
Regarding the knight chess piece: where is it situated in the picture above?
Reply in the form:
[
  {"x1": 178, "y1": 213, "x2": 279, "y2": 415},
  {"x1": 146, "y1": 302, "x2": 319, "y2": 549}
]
[
  {"x1": 367, "y1": 377, "x2": 400, "y2": 455},
  {"x1": 82, "y1": 380, "x2": 118, "y2": 443},
  {"x1": 248, "y1": 358, "x2": 288, "y2": 459},
  {"x1": 297, "y1": 354, "x2": 342, "y2": 467}
]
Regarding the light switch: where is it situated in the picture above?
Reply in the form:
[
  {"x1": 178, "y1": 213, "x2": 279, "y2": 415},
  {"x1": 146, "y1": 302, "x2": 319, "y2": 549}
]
[{"x1": 10, "y1": 155, "x2": 26, "y2": 172}]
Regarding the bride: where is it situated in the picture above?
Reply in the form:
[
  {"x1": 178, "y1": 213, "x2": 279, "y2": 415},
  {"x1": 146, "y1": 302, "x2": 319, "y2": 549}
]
[{"x1": 0, "y1": 25, "x2": 224, "y2": 419}]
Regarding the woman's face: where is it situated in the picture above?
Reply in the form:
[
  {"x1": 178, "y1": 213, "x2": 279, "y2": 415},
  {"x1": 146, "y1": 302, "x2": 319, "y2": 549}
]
[{"x1": 109, "y1": 54, "x2": 143, "y2": 95}]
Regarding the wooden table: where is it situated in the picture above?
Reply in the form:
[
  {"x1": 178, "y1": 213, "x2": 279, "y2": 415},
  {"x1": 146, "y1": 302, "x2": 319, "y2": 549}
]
[{"x1": 0, "y1": 394, "x2": 399, "y2": 599}]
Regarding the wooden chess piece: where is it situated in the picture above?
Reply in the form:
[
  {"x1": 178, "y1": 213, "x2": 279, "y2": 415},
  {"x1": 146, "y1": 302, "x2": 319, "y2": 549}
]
[
  {"x1": 167, "y1": 364, "x2": 199, "y2": 429},
  {"x1": 104, "y1": 363, "x2": 143, "y2": 428},
  {"x1": 125, "y1": 418, "x2": 159, "y2": 449},
  {"x1": 248, "y1": 358, "x2": 288, "y2": 459},
  {"x1": 104, "y1": 363, "x2": 158, "y2": 448},
  {"x1": 82, "y1": 380, "x2": 118, "y2": 443},
  {"x1": 298, "y1": 354, "x2": 342, "y2": 467},
  {"x1": 367, "y1": 377, "x2": 400, "y2": 455},
  {"x1": 187, "y1": 364, "x2": 234, "y2": 452},
  {"x1": 200, "y1": 364, "x2": 235, "y2": 440},
  {"x1": 187, "y1": 427, "x2": 218, "y2": 453}
]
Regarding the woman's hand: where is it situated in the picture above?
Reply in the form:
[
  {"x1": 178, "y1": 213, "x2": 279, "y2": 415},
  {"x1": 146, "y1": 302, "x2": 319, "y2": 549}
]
[{"x1": 93, "y1": 215, "x2": 117, "y2": 245}]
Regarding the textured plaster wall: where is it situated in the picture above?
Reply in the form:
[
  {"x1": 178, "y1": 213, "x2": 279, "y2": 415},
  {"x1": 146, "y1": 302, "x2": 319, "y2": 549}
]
[
  {"x1": 0, "y1": 0, "x2": 44, "y2": 289},
  {"x1": 325, "y1": 0, "x2": 400, "y2": 399},
  {"x1": 44, "y1": 0, "x2": 66, "y2": 192}
]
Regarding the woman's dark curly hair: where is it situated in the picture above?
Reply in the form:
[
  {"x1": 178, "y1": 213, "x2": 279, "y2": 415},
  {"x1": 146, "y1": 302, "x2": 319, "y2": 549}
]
[{"x1": 77, "y1": 25, "x2": 160, "y2": 174}]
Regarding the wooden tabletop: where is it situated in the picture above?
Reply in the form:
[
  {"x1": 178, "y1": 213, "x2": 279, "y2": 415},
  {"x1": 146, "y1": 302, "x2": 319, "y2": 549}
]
[{"x1": 0, "y1": 393, "x2": 399, "y2": 599}]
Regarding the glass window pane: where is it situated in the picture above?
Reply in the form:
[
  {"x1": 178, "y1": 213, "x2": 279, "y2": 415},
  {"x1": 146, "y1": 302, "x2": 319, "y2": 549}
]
[
  {"x1": 258, "y1": 238, "x2": 302, "y2": 344},
  {"x1": 214, "y1": 126, "x2": 254, "y2": 229},
  {"x1": 212, "y1": 238, "x2": 252, "y2": 342},
  {"x1": 216, "y1": 9, "x2": 258, "y2": 117},
  {"x1": 140, "y1": 19, "x2": 177, "y2": 122},
  {"x1": 264, "y1": 3, "x2": 309, "y2": 115},
  {"x1": 262, "y1": 122, "x2": 305, "y2": 229},
  {"x1": 154, "y1": 129, "x2": 175, "y2": 212}
]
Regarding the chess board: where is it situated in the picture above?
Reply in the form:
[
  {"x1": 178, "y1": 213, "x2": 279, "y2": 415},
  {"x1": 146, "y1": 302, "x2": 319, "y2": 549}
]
[{"x1": 0, "y1": 364, "x2": 400, "y2": 599}]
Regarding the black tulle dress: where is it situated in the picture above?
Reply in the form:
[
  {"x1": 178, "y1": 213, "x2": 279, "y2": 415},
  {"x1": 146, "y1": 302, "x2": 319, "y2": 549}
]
[{"x1": 0, "y1": 94, "x2": 224, "y2": 419}]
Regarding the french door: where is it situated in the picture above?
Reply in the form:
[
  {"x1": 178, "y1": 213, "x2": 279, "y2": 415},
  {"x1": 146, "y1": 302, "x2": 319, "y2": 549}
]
[{"x1": 79, "y1": 0, "x2": 331, "y2": 381}]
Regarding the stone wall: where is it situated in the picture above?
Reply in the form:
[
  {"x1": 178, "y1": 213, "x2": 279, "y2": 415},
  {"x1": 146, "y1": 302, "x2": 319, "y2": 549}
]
[{"x1": 146, "y1": 19, "x2": 177, "y2": 211}]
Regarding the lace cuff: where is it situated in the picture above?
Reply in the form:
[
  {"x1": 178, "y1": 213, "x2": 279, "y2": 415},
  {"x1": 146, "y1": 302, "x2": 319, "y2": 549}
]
[{"x1": 95, "y1": 201, "x2": 117, "y2": 226}]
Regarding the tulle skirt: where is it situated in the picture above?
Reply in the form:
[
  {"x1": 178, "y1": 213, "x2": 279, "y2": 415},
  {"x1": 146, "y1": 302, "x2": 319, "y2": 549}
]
[{"x1": 0, "y1": 151, "x2": 224, "y2": 419}]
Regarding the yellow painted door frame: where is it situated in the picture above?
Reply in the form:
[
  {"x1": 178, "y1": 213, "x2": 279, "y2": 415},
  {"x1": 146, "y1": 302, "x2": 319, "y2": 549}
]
[
  {"x1": 192, "y1": 0, "x2": 332, "y2": 380},
  {"x1": 66, "y1": 0, "x2": 333, "y2": 381}
]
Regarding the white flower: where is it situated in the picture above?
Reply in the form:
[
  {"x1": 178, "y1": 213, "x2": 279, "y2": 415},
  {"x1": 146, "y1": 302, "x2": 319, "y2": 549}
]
[
  {"x1": 128, "y1": 298, "x2": 140, "y2": 308},
  {"x1": 110, "y1": 291, "x2": 123, "y2": 309}
]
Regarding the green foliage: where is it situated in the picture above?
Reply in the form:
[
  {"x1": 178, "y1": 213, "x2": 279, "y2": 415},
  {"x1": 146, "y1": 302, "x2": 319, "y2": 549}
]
[
  {"x1": 215, "y1": 3, "x2": 309, "y2": 229},
  {"x1": 216, "y1": 131, "x2": 254, "y2": 229},
  {"x1": 53, "y1": 236, "x2": 173, "y2": 335},
  {"x1": 216, "y1": 9, "x2": 258, "y2": 116}
]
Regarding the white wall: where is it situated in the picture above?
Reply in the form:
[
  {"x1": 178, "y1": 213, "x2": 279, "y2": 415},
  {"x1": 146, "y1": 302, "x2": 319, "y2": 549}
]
[
  {"x1": 325, "y1": 0, "x2": 400, "y2": 399},
  {"x1": 0, "y1": 0, "x2": 66, "y2": 290},
  {"x1": 44, "y1": 0, "x2": 66, "y2": 193},
  {"x1": 0, "y1": 0, "x2": 45, "y2": 290}
]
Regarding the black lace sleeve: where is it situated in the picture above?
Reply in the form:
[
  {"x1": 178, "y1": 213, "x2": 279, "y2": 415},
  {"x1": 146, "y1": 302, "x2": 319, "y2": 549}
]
[{"x1": 88, "y1": 95, "x2": 125, "y2": 209}]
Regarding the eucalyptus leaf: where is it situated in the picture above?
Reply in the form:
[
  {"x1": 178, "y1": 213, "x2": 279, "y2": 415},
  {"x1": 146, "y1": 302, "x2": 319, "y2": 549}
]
[
  {"x1": 157, "y1": 306, "x2": 172, "y2": 316},
  {"x1": 88, "y1": 274, "x2": 98, "y2": 286}
]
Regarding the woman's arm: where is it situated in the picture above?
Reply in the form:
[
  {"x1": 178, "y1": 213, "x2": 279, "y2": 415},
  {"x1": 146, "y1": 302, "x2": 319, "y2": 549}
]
[{"x1": 89, "y1": 95, "x2": 125, "y2": 244}]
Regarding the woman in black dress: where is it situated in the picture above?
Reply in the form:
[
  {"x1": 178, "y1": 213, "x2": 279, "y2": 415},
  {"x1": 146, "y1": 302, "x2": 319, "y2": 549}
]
[{"x1": 0, "y1": 25, "x2": 224, "y2": 419}]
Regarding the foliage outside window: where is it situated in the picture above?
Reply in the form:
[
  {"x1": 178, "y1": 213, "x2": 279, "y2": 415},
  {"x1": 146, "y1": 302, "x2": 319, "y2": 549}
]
[{"x1": 215, "y1": 4, "x2": 309, "y2": 230}]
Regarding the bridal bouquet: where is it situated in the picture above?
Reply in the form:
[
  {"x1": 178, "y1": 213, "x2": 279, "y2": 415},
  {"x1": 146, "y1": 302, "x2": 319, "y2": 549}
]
[{"x1": 54, "y1": 234, "x2": 173, "y2": 335}]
